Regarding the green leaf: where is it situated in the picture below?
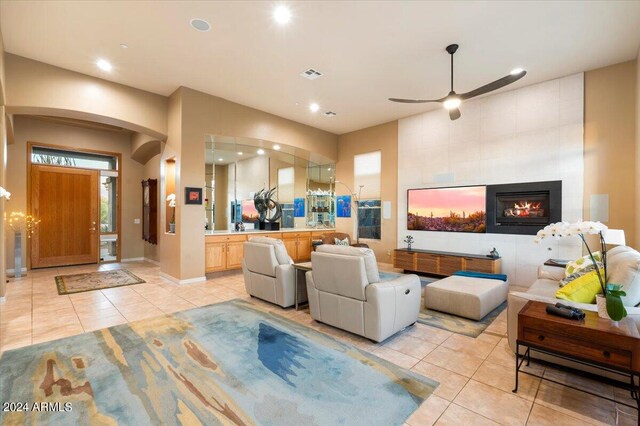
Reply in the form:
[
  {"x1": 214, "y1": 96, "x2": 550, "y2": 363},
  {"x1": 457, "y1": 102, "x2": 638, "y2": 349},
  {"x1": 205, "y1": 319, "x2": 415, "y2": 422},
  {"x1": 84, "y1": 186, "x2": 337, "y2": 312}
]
[{"x1": 605, "y1": 294, "x2": 628, "y2": 321}]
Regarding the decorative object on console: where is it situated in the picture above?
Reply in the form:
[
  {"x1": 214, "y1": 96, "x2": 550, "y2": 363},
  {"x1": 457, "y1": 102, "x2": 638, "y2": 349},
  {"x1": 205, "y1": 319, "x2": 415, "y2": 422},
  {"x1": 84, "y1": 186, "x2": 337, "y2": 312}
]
[
  {"x1": 166, "y1": 193, "x2": 176, "y2": 233},
  {"x1": 7, "y1": 211, "x2": 41, "y2": 278},
  {"x1": 489, "y1": 247, "x2": 500, "y2": 259},
  {"x1": 389, "y1": 43, "x2": 526, "y2": 120},
  {"x1": 184, "y1": 187, "x2": 203, "y2": 205},
  {"x1": 407, "y1": 185, "x2": 486, "y2": 233},
  {"x1": 404, "y1": 235, "x2": 414, "y2": 250},
  {"x1": 535, "y1": 221, "x2": 628, "y2": 321},
  {"x1": 253, "y1": 187, "x2": 282, "y2": 231}
]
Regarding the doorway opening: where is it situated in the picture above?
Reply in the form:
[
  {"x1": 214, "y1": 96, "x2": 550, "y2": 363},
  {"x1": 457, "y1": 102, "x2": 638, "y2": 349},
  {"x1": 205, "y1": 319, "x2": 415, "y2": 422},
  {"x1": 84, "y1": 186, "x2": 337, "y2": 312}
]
[{"x1": 28, "y1": 143, "x2": 122, "y2": 268}]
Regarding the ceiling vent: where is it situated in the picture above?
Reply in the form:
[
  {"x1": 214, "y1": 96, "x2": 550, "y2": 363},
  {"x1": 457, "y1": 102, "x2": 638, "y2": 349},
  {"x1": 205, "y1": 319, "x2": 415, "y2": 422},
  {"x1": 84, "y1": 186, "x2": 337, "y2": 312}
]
[
  {"x1": 300, "y1": 68, "x2": 323, "y2": 80},
  {"x1": 324, "y1": 111, "x2": 337, "y2": 117}
]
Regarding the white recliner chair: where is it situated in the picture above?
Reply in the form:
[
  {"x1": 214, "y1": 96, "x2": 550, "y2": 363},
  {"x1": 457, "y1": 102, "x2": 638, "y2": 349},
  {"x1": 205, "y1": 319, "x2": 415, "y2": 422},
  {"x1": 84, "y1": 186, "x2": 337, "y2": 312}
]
[
  {"x1": 242, "y1": 237, "x2": 297, "y2": 308},
  {"x1": 306, "y1": 245, "x2": 421, "y2": 342}
]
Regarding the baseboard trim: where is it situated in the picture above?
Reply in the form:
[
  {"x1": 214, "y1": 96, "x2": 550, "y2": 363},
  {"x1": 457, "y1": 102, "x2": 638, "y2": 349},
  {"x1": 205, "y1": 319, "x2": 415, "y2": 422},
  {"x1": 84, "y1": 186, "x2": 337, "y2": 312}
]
[
  {"x1": 143, "y1": 257, "x2": 160, "y2": 266},
  {"x1": 6, "y1": 267, "x2": 27, "y2": 274},
  {"x1": 121, "y1": 257, "x2": 145, "y2": 263},
  {"x1": 159, "y1": 272, "x2": 206, "y2": 285}
]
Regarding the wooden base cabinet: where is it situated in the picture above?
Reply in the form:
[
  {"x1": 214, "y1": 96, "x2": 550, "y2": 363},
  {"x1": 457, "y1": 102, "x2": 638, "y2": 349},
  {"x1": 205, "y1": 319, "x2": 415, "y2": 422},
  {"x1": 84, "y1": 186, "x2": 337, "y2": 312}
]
[
  {"x1": 282, "y1": 232, "x2": 311, "y2": 262},
  {"x1": 205, "y1": 230, "x2": 319, "y2": 273},
  {"x1": 393, "y1": 248, "x2": 501, "y2": 276},
  {"x1": 205, "y1": 235, "x2": 247, "y2": 273}
]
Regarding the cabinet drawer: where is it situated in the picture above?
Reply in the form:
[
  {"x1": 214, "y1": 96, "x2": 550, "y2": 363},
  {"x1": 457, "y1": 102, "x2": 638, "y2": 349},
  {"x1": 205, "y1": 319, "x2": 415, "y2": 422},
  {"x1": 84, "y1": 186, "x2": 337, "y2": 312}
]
[
  {"x1": 311, "y1": 231, "x2": 327, "y2": 238},
  {"x1": 206, "y1": 234, "x2": 247, "y2": 243},
  {"x1": 394, "y1": 251, "x2": 416, "y2": 270},
  {"x1": 522, "y1": 328, "x2": 632, "y2": 369},
  {"x1": 258, "y1": 233, "x2": 282, "y2": 240},
  {"x1": 463, "y1": 257, "x2": 494, "y2": 273},
  {"x1": 283, "y1": 232, "x2": 305, "y2": 239},
  {"x1": 416, "y1": 253, "x2": 438, "y2": 273},
  {"x1": 438, "y1": 256, "x2": 463, "y2": 275}
]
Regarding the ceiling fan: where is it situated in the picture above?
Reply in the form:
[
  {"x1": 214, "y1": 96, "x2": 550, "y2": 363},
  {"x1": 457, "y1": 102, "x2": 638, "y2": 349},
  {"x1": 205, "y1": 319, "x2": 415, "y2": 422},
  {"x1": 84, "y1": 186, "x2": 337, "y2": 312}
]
[{"x1": 389, "y1": 44, "x2": 527, "y2": 120}]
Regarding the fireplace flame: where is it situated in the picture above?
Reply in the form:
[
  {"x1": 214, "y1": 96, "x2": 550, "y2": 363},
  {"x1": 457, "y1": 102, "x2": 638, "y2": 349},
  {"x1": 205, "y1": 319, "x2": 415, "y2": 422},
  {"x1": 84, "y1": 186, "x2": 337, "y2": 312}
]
[{"x1": 504, "y1": 201, "x2": 544, "y2": 218}]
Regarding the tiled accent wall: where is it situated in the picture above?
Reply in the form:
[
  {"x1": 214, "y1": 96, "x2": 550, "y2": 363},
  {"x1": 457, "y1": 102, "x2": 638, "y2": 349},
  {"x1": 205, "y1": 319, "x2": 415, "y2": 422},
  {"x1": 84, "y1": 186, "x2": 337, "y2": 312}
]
[{"x1": 397, "y1": 73, "x2": 584, "y2": 286}]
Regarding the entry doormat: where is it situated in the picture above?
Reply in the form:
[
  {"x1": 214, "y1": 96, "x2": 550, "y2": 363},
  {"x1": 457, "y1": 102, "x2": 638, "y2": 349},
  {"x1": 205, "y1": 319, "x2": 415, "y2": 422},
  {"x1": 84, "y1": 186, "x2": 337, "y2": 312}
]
[
  {"x1": 0, "y1": 299, "x2": 438, "y2": 425},
  {"x1": 55, "y1": 269, "x2": 145, "y2": 295}
]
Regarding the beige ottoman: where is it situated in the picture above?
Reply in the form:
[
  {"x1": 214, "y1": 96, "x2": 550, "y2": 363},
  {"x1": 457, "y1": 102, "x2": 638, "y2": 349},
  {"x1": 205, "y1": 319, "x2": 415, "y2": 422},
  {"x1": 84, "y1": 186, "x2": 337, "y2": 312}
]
[{"x1": 424, "y1": 275, "x2": 508, "y2": 320}]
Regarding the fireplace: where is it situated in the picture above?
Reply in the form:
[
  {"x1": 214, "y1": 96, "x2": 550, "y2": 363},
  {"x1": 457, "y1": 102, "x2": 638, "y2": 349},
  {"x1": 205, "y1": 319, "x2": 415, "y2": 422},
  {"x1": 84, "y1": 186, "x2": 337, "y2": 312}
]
[{"x1": 486, "y1": 181, "x2": 561, "y2": 235}]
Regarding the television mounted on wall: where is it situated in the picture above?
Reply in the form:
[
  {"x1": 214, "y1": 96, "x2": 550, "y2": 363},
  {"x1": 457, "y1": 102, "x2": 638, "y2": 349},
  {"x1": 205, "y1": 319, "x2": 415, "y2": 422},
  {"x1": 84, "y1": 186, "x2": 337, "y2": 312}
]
[{"x1": 407, "y1": 185, "x2": 486, "y2": 233}]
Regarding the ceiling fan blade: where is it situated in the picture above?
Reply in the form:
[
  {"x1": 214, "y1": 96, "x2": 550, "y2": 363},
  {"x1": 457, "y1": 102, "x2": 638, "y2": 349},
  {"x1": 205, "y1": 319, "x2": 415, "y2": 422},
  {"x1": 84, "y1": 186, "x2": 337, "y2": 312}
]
[
  {"x1": 388, "y1": 97, "x2": 444, "y2": 104},
  {"x1": 459, "y1": 71, "x2": 527, "y2": 100},
  {"x1": 449, "y1": 108, "x2": 461, "y2": 120}
]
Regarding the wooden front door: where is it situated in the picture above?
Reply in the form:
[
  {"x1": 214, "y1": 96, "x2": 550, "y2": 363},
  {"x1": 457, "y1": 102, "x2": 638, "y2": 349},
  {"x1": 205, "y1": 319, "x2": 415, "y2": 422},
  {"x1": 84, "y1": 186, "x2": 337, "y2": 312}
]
[{"x1": 30, "y1": 165, "x2": 99, "y2": 268}]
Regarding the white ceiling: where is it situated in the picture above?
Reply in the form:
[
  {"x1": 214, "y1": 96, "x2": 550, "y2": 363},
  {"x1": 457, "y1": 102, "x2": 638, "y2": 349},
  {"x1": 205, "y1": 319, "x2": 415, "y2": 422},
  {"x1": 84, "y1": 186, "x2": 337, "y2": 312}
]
[{"x1": 2, "y1": 1, "x2": 640, "y2": 135}]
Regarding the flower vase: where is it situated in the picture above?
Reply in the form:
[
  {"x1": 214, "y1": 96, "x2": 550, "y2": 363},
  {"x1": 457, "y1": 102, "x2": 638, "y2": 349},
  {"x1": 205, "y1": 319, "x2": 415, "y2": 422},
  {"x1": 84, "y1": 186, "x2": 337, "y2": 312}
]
[
  {"x1": 596, "y1": 295, "x2": 611, "y2": 320},
  {"x1": 407, "y1": 243, "x2": 412, "y2": 250},
  {"x1": 169, "y1": 223, "x2": 175, "y2": 233}
]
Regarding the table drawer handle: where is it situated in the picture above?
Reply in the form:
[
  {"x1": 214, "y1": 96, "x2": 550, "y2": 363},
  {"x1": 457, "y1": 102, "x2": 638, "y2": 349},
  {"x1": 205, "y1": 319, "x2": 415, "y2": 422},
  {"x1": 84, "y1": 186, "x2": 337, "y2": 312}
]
[
  {"x1": 603, "y1": 351, "x2": 611, "y2": 358},
  {"x1": 405, "y1": 289, "x2": 411, "y2": 295},
  {"x1": 537, "y1": 335, "x2": 545, "y2": 341}
]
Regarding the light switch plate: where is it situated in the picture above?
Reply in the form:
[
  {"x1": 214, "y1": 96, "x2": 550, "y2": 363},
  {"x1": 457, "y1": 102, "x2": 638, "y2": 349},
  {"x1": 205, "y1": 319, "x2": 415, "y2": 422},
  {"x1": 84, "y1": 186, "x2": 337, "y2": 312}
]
[{"x1": 134, "y1": 218, "x2": 141, "y2": 224}]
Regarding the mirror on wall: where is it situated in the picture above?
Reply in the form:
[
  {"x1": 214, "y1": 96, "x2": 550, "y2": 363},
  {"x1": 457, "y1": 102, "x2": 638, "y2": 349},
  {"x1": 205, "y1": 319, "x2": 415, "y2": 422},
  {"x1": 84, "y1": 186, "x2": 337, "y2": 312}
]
[{"x1": 204, "y1": 136, "x2": 335, "y2": 231}]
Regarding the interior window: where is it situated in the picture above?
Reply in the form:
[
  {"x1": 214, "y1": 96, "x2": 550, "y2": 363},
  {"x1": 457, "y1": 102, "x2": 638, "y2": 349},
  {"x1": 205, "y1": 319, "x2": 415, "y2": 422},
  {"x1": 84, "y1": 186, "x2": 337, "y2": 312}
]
[{"x1": 32, "y1": 146, "x2": 117, "y2": 170}]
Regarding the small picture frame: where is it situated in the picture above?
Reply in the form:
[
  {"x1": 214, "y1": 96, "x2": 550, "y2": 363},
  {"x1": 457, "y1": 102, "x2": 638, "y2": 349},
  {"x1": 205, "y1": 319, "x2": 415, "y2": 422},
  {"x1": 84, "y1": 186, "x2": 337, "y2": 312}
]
[{"x1": 185, "y1": 187, "x2": 203, "y2": 205}]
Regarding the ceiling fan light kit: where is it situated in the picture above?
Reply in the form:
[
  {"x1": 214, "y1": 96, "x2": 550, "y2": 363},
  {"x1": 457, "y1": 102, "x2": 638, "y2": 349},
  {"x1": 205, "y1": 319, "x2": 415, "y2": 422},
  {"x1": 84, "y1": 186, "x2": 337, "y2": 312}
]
[{"x1": 389, "y1": 43, "x2": 527, "y2": 120}]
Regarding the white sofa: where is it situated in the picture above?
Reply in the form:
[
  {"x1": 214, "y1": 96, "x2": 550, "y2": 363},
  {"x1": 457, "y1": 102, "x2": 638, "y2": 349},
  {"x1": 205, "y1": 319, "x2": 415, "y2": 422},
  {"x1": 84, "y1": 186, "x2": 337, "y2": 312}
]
[
  {"x1": 242, "y1": 237, "x2": 297, "y2": 308},
  {"x1": 306, "y1": 245, "x2": 421, "y2": 342},
  {"x1": 507, "y1": 245, "x2": 640, "y2": 376}
]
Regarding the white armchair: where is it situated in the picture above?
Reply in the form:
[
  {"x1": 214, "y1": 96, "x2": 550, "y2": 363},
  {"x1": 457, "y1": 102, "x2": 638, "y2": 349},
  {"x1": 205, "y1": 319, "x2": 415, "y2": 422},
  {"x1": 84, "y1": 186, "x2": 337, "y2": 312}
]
[
  {"x1": 306, "y1": 245, "x2": 421, "y2": 342},
  {"x1": 242, "y1": 237, "x2": 297, "y2": 308}
]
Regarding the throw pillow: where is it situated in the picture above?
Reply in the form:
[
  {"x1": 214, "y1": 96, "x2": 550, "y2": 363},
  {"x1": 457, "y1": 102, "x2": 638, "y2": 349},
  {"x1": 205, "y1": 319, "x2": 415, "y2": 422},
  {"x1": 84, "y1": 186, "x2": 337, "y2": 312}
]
[
  {"x1": 555, "y1": 270, "x2": 603, "y2": 304},
  {"x1": 559, "y1": 265, "x2": 602, "y2": 287},
  {"x1": 565, "y1": 252, "x2": 603, "y2": 277},
  {"x1": 334, "y1": 237, "x2": 350, "y2": 246}
]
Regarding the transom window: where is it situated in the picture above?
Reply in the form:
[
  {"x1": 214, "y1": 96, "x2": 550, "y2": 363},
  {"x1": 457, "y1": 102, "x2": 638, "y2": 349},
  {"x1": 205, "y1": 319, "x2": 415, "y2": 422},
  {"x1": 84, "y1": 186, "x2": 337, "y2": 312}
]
[{"x1": 31, "y1": 146, "x2": 117, "y2": 170}]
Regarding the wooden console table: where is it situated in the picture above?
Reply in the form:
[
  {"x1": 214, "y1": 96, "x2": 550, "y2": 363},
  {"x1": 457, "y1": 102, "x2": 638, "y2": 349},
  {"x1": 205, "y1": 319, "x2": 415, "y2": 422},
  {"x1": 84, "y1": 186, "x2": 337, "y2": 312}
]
[
  {"x1": 393, "y1": 248, "x2": 501, "y2": 276},
  {"x1": 514, "y1": 301, "x2": 640, "y2": 414}
]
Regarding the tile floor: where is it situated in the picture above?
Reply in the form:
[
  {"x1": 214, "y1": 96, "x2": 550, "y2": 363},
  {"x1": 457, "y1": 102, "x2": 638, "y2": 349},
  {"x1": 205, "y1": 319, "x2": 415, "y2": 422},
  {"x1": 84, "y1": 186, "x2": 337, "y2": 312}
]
[{"x1": 0, "y1": 261, "x2": 637, "y2": 426}]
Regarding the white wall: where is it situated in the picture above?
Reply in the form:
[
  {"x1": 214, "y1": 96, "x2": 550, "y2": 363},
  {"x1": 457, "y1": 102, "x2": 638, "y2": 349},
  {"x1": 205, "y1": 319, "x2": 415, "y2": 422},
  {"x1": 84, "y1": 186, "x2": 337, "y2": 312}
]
[{"x1": 397, "y1": 73, "x2": 584, "y2": 287}]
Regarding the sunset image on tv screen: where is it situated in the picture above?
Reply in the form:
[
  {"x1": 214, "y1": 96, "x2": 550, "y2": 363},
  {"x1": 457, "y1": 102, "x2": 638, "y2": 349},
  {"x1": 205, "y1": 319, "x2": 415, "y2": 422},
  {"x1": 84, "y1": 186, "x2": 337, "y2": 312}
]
[{"x1": 408, "y1": 186, "x2": 486, "y2": 233}]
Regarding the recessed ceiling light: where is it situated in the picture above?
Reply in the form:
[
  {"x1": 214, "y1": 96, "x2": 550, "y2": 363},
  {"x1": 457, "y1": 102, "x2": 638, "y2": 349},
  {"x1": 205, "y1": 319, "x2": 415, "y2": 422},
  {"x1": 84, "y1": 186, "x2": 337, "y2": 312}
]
[
  {"x1": 257, "y1": 149, "x2": 265, "y2": 155},
  {"x1": 510, "y1": 67, "x2": 524, "y2": 75},
  {"x1": 309, "y1": 103, "x2": 320, "y2": 113},
  {"x1": 238, "y1": 151, "x2": 243, "y2": 156},
  {"x1": 273, "y1": 5, "x2": 291, "y2": 24},
  {"x1": 96, "y1": 59, "x2": 112, "y2": 72},
  {"x1": 120, "y1": 44, "x2": 129, "y2": 49},
  {"x1": 190, "y1": 18, "x2": 211, "y2": 32},
  {"x1": 218, "y1": 158, "x2": 223, "y2": 161},
  {"x1": 273, "y1": 144, "x2": 281, "y2": 150}
]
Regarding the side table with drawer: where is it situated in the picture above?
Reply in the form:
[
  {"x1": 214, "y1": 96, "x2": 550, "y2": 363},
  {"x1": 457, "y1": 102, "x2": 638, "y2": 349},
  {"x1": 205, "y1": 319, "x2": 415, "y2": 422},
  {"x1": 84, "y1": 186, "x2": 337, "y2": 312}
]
[{"x1": 513, "y1": 301, "x2": 640, "y2": 416}]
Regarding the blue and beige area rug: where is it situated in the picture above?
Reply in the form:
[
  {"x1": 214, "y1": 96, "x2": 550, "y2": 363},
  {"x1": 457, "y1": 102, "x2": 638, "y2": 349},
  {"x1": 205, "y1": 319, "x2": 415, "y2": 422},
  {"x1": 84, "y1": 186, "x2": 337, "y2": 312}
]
[
  {"x1": 0, "y1": 299, "x2": 438, "y2": 425},
  {"x1": 55, "y1": 269, "x2": 145, "y2": 295},
  {"x1": 418, "y1": 302, "x2": 507, "y2": 338},
  {"x1": 379, "y1": 271, "x2": 506, "y2": 338}
]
